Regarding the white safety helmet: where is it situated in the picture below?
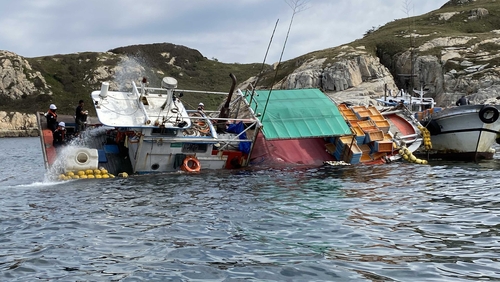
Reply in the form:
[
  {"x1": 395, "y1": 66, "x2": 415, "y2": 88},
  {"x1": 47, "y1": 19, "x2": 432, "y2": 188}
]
[
  {"x1": 58, "y1": 122, "x2": 65, "y2": 127},
  {"x1": 49, "y1": 104, "x2": 57, "y2": 110},
  {"x1": 199, "y1": 102, "x2": 204, "y2": 106}
]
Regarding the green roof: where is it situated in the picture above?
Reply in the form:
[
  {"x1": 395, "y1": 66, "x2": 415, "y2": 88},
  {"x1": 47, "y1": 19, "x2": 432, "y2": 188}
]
[{"x1": 246, "y1": 88, "x2": 351, "y2": 140}]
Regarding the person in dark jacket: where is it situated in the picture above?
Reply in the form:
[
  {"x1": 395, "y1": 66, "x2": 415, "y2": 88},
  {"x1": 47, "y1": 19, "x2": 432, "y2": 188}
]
[
  {"x1": 45, "y1": 104, "x2": 58, "y2": 132},
  {"x1": 456, "y1": 95, "x2": 470, "y2": 106},
  {"x1": 53, "y1": 122, "x2": 66, "y2": 147},
  {"x1": 75, "y1": 100, "x2": 88, "y2": 134}
]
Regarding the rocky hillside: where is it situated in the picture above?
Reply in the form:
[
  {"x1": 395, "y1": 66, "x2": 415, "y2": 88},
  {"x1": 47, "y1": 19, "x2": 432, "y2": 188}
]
[
  {"x1": 248, "y1": 0, "x2": 500, "y2": 107},
  {"x1": 2, "y1": 0, "x2": 500, "y2": 136}
]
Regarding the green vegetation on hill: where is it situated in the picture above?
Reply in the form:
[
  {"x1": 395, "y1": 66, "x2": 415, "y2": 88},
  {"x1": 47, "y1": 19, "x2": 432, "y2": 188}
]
[{"x1": 2, "y1": 44, "x2": 265, "y2": 116}]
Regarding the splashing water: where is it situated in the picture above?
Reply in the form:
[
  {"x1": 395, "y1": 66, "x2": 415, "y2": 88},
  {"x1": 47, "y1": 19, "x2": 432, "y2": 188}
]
[
  {"x1": 45, "y1": 126, "x2": 113, "y2": 181},
  {"x1": 111, "y1": 56, "x2": 148, "y2": 91}
]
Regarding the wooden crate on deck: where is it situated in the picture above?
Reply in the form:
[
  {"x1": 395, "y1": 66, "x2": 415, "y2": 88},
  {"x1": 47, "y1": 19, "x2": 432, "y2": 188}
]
[
  {"x1": 364, "y1": 129, "x2": 384, "y2": 142},
  {"x1": 351, "y1": 126, "x2": 366, "y2": 144},
  {"x1": 343, "y1": 113, "x2": 357, "y2": 121},
  {"x1": 338, "y1": 104, "x2": 349, "y2": 111},
  {"x1": 367, "y1": 106, "x2": 382, "y2": 116},
  {"x1": 343, "y1": 143, "x2": 362, "y2": 164},
  {"x1": 369, "y1": 114, "x2": 386, "y2": 122},
  {"x1": 375, "y1": 120, "x2": 391, "y2": 133},
  {"x1": 357, "y1": 120, "x2": 376, "y2": 130},
  {"x1": 351, "y1": 106, "x2": 367, "y2": 113},
  {"x1": 359, "y1": 144, "x2": 371, "y2": 154},
  {"x1": 338, "y1": 136, "x2": 356, "y2": 146},
  {"x1": 360, "y1": 153, "x2": 373, "y2": 163},
  {"x1": 355, "y1": 110, "x2": 371, "y2": 120},
  {"x1": 374, "y1": 140, "x2": 394, "y2": 153}
]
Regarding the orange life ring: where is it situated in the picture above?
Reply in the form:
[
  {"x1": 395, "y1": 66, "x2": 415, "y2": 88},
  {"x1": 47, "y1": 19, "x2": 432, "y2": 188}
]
[{"x1": 181, "y1": 156, "x2": 201, "y2": 172}]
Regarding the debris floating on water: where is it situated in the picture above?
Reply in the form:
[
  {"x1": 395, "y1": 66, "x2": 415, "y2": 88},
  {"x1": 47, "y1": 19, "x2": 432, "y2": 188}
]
[{"x1": 324, "y1": 160, "x2": 351, "y2": 166}]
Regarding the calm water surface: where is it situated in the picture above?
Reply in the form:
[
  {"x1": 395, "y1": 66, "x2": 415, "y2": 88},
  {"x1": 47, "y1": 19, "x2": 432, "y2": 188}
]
[{"x1": 1, "y1": 137, "x2": 499, "y2": 281}]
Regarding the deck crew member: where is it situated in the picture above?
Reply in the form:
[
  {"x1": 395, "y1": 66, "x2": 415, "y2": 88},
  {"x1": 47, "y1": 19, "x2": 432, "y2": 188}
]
[
  {"x1": 45, "y1": 104, "x2": 58, "y2": 132},
  {"x1": 197, "y1": 102, "x2": 205, "y2": 112},
  {"x1": 456, "y1": 95, "x2": 470, "y2": 106},
  {"x1": 75, "y1": 100, "x2": 88, "y2": 134},
  {"x1": 53, "y1": 122, "x2": 66, "y2": 147}
]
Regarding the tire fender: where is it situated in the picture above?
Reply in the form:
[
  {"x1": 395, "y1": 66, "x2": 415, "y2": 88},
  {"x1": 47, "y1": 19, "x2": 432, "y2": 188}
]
[{"x1": 479, "y1": 105, "x2": 499, "y2": 124}]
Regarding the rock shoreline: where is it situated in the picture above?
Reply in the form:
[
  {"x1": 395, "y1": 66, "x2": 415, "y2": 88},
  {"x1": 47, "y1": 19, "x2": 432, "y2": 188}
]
[
  {"x1": 0, "y1": 129, "x2": 39, "y2": 138},
  {"x1": 0, "y1": 111, "x2": 39, "y2": 138}
]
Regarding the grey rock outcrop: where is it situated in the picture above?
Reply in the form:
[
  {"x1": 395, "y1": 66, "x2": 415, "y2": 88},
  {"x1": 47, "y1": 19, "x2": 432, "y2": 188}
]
[
  {"x1": 276, "y1": 48, "x2": 398, "y2": 105},
  {"x1": 0, "y1": 51, "x2": 52, "y2": 99},
  {"x1": 0, "y1": 111, "x2": 38, "y2": 137}
]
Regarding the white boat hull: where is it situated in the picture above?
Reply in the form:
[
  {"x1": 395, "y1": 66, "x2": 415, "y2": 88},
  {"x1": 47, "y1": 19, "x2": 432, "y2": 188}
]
[{"x1": 418, "y1": 105, "x2": 500, "y2": 161}]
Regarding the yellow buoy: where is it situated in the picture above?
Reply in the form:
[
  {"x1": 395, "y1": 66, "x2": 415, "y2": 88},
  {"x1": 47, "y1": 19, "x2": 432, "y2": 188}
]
[
  {"x1": 87, "y1": 174, "x2": 95, "y2": 179},
  {"x1": 80, "y1": 174, "x2": 88, "y2": 179},
  {"x1": 118, "y1": 172, "x2": 129, "y2": 178},
  {"x1": 95, "y1": 174, "x2": 102, "y2": 179},
  {"x1": 102, "y1": 174, "x2": 109, "y2": 179},
  {"x1": 72, "y1": 175, "x2": 80, "y2": 179},
  {"x1": 108, "y1": 174, "x2": 115, "y2": 178},
  {"x1": 77, "y1": 171, "x2": 85, "y2": 176},
  {"x1": 93, "y1": 169, "x2": 101, "y2": 175},
  {"x1": 66, "y1": 171, "x2": 75, "y2": 177},
  {"x1": 100, "y1": 169, "x2": 108, "y2": 175},
  {"x1": 86, "y1": 169, "x2": 94, "y2": 175}
]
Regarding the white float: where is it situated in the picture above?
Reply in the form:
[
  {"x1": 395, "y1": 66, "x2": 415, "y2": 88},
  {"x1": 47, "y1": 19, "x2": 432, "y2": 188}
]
[{"x1": 64, "y1": 147, "x2": 99, "y2": 172}]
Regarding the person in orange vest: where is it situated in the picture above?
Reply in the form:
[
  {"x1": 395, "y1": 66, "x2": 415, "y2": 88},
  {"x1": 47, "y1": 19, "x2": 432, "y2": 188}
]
[
  {"x1": 53, "y1": 122, "x2": 66, "y2": 147},
  {"x1": 45, "y1": 104, "x2": 58, "y2": 132}
]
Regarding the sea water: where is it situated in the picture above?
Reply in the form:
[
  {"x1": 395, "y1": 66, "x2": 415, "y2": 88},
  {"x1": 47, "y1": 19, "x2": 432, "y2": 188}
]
[{"x1": 1, "y1": 137, "x2": 499, "y2": 281}]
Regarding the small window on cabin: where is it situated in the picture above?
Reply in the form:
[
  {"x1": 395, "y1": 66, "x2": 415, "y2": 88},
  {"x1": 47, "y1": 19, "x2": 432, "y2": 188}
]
[
  {"x1": 151, "y1": 128, "x2": 177, "y2": 136},
  {"x1": 182, "y1": 143, "x2": 208, "y2": 153}
]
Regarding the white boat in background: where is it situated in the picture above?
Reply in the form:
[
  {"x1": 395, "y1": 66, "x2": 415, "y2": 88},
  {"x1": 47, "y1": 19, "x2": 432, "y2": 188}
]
[
  {"x1": 376, "y1": 87, "x2": 436, "y2": 112},
  {"x1": 416, "y1": 104, "x2": 500, "y2": 161},
  {"x1": 377, "y1": 86, "x2": 500, "y2": 162}
]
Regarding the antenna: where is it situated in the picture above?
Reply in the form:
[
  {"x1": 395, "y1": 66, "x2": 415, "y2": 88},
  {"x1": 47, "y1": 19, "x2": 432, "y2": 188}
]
[
  {"x1": 248, "y1": 19, "x2": 279, "y2": 113},
  {"x1": 261, "y1": 0, "x2": 309, "y2": 122}
]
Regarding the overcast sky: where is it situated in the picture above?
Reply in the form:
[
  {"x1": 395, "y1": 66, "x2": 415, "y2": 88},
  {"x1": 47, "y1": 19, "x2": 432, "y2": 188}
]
[{"x1": 0, "y1": 0, "x2": 447, "y2": 64}]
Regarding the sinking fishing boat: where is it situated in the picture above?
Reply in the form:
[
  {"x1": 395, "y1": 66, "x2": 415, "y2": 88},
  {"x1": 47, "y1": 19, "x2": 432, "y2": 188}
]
[
  {"x1": 37, "y1": 74, "x2": 259, "y2": 178},
  {"x1": 244, "y1": 88, "x2": 424, "y2": 167},
  {"x1": 37, "y1": 77, "x2": 427, "y2": 179}
]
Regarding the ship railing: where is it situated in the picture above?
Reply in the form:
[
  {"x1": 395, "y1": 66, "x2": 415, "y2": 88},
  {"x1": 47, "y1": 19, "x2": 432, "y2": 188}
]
[
  {"x1": 185, "y1": 110, "x2": 257, "y2": 143},
  {"x1": 145, "y1": 87, "x2": 231, "y2": 96}
]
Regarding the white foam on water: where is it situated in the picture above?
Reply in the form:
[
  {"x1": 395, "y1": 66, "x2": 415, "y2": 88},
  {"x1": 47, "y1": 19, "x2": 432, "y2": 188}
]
[{"x1": 43, "y1": 126, "x2": 112, "y2": 181}]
